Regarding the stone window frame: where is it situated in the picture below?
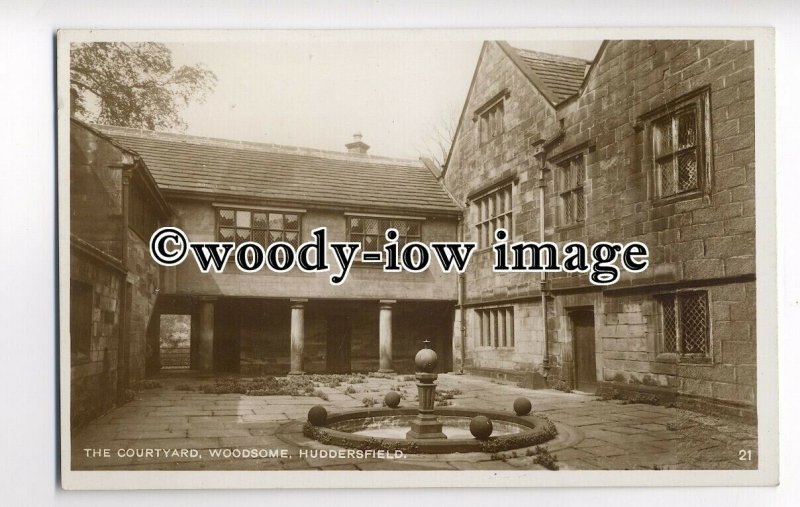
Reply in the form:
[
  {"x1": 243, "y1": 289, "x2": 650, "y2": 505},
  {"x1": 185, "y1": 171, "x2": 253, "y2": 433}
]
[
  {"x1": 475, "y1": 306, "x2": 515, "y2": 349},
  {"x1": 215, "y1": 205, "x2": 303, "y2": 249},
  {"x1": 473, "y1": 183, "x2": 513, "y2": 250},
  {"x1": 345, "y1": 214, "x2": 423, "y2": 252},
  {"x1": 557, "y1": 153, "x2": 587, "y2": 227},
  {"x1": 473, "y1": 88, "x2": 510, "y2": 145},
  {"x1": 655, "y1": 290, "x2": 712, "y2": 363},
  {"x1": 639, "y1": 87, "x2": 713, "y2": 204},
  {"x1": 70, "y1": 279, "x2": 93, "y2": 364}
]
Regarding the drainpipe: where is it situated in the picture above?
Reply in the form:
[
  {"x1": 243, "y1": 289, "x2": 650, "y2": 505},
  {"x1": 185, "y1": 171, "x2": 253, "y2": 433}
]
[
  {"x1": 117, "y1": 159, "x2": 135, "y2": 397},
  {"x1": 533, "y1": 145, "x2": 550, "y2": 375},
  {"x1": 457, "y1": 216, "x2": 466, "y2": 374},
  {"x1": 426, "y1": 157, "x2": 467, "y2": 375}
]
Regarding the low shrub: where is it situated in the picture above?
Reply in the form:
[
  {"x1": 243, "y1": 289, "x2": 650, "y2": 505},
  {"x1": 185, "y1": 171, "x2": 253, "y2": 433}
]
[{"x1": 530, "y1": 445, "x2": 559, "y2": 471}]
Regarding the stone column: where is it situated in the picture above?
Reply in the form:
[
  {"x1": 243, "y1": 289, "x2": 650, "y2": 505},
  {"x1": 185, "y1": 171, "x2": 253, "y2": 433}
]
[
  {"x1": 289, "y1": 299, "x2": 307, "y2": 375},
  {"x1": 197, "y1": 297, "x2": 216, "y2": 372},
  {"x1": 378, "y1": 300, "x2": 396, "y2": 373}
]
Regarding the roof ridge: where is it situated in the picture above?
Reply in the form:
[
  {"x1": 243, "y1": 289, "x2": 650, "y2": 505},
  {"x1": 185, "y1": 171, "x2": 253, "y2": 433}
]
[
  {"x1": 90, "y1": 123, "x2": 424, "y2": 168},
  {"x1": 510, "y1": 46, "x2": 593, "y2": 65}
]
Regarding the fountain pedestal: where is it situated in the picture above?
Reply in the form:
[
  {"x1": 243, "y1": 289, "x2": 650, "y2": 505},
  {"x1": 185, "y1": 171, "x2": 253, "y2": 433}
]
[{"x1": 406, "y1": 372, "x2": 446, "y2": 439}]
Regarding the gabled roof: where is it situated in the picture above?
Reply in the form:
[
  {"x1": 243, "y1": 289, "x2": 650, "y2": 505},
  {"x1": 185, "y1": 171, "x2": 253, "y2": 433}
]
[
  {"x1": 443, "y1": 41, "x2": 599, "y2": 176},
  {"x1": 498, "y1": 42, "x2": 591, "y2": 106},
  {"x1": 71, "y1": 118, "x2": 172, "y2": 219},
  {"x1": 90, "y1": 125, "x2": 460, "y2": 216}
]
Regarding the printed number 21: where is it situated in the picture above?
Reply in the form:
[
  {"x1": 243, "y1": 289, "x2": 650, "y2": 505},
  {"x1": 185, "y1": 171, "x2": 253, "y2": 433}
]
[{"x1": 739, "y1": 449, "x2": 753, "y2": 461}]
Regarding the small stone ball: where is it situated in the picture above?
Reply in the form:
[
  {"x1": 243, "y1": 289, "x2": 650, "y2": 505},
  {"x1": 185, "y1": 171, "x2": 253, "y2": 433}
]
[
  {"x1": 469, "y1": 415, "x2": 493, "y2": 440},
  {"x1": 414, "y1": 347, "x2": 438, "y2": 373},
  {"x1": 513, "y1": 397, "x2": 532, "y2": 416},
  {"x1": 384, "y1": 391, "x2": 401, "y2": 408},
  {"x1": 307, "y1": 405, "x2": 327, "y2": 426}
]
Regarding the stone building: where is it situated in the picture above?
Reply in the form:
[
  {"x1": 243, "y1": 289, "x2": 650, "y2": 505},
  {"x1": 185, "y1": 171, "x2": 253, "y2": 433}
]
[
  {"x1": 443, "y1": 40, "x2": 756, "y2": 420},
  {"x1": 77, "y1": 125, "x2": 460, "y2": 380},
  {"x1": 69, "y1": 119, "x2": 171, "y2": 429}
]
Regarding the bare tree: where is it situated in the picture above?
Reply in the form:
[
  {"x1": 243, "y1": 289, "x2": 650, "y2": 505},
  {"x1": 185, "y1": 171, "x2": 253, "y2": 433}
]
[{"x1": 417, "y1": 104, "x2": 461, "y2": 170}]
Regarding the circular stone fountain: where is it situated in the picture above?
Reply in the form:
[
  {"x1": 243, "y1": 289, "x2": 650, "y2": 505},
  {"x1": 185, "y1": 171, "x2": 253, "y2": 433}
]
[{"x1": 303, "y1": 341, "x2": 557, "y2": 454}]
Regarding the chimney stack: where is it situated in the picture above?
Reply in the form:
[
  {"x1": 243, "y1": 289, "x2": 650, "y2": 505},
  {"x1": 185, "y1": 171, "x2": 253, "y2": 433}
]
[{"x1": 345, "y1": 132, "x2": 370, "y2": 155}]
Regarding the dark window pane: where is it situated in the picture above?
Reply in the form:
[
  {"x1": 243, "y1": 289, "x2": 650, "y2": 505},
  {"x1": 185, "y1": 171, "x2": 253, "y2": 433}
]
[
  {"x1": 253, "y1": 212, "x2": 268, "y2": 228},
  {"x1": 285, "y1": 214, "x2": 299, "y2": 231},
  {"x1": 236, "y1": 228, "x2": 251, "y2": 243},
  {"x1": 390, "y1": 219, "x2": 409, "y2": 236},
  {"x1": 363, "y1": 235, "x2": 378, "y2": 251},
  {"x1": 219, "y1": 228, "x2": 235, "y2": 242},
  {"x1": 662, "y1": 296, "x2": 677, "y2": 353},
  {"x1": 269, "y1": 213, "x2": 283, "y2": 231},
  {"x1": 680, "y1": 293, "x2": 708, "y2": 354},
  {"x1": 678, "y1": 110, "x2": 697, "y2": 149},
  {"x1": 574, "y1": 155, "x2": 585, "y2": 185},
  {"x1": 678, "y1": 150, "x2": 698, "y2": 191},
  {"x1": 219, "y1": 209, "x2": 235, "y2": 227},
  {"x1": 406, "y1": 221, "x2": 420, "y2": 237},
  {"x1": 350, "y1": 217, "x2": 363, "y2": 234},
  {"x1": 363, "y1": 218, "x2": 379, "y2": 235},
  {"x1": 252, "y1": 229, "x2": 266, "y2": 246},
  {"x1": 563, "y1": 193, "x2": 574, "y2": 224},
  {"x1": 575, "y1": 188, "x2": 585, "y2": 222}
]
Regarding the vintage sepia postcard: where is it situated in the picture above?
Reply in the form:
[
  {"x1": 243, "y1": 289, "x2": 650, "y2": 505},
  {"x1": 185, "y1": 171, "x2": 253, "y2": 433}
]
[{"x1": 57, "y1": 28, "x2": 777, "y2": 489}]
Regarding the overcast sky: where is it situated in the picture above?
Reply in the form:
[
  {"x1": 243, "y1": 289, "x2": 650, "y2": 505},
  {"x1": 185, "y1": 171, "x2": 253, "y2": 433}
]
[{"x1": 168, "y1": 40, "x2": 602, "y2": 160}]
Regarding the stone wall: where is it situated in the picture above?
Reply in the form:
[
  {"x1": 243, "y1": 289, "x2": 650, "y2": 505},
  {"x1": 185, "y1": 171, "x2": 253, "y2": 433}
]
[
  {"x1": 70, "y1": 121, "x2": 167, "y2": 428},
  {"x1": 126, "y1": 228, "x2": 161, "y2": 385},
  {"x1": 70, "y1": 125, "x2": 125, "y2": 259},
  {"x1": 70, "y1": 245, "x2": 123, "y2": 431},
  {"x1": 443, "y1": 40, "x2": 756, "y2": 413},
  {"x1": 444, "y1": 41, "x2": 558, "y2": 302},
  {"x1": 549, "y1": 40, "x2": 755, "y2": 289}
]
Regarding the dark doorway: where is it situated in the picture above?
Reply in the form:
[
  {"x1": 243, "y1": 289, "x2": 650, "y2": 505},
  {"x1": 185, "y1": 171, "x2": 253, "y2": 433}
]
[
  {"x1": 214, "y1": 300, "x2": 241, "y2": 373},
  {"x1": 571, "y1": 309, "x2": 597, "y2": 392},
  {"x1": 326, "y1": 314, "x2": 351, "y2": 373}
]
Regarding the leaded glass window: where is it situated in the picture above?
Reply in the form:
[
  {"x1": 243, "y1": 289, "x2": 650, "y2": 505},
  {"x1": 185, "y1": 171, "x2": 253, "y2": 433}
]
[
  {"x1": 475, "y1": 184, "x2": 512, "y2": 248},
  {"x1": 659, "y1": 292, "x2": 709, "y2": 356},
  {"x1": 348, "y1": 217, "x2": 421, "y2": 250},
  {"x1": 559, "y1": 154, "x2": 586, "y2": 226},
  {"x1": 217, "y1": 208, "x2": 301, "y2": 247},
  {"x1": 646, "y1": 90, "x2": 710, "y2": 200}
]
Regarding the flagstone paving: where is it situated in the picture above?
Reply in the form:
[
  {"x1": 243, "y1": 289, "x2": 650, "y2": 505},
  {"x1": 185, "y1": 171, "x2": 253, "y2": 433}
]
[{"x1": 70, "y1": 371, "x2": 758, "y2": 471}]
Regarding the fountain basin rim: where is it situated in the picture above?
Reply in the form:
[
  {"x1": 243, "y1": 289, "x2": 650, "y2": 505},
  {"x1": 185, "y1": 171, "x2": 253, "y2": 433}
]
[{"x1": 304, "y1": 406, "x2": 557, "y2": 454}]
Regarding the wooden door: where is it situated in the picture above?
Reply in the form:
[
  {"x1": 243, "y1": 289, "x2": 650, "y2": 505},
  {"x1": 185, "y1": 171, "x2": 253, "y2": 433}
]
[
  {"x1": 571, "y1": 310, "x2": 597, "y2": 391},
  {"x1": 326, "y1": 315, "x2": 351, "y2": 373}
]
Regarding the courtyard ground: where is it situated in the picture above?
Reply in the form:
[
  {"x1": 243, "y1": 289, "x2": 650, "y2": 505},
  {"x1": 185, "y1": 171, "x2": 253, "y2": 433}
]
[{"x1": 71, "y1": 371, "x2": 758, "y2": 471}]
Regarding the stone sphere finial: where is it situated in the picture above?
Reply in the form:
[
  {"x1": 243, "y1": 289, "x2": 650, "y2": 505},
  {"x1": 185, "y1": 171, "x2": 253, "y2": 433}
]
[{"x1": 414, "y1": 340, "x2": 438, "y2": 373}]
